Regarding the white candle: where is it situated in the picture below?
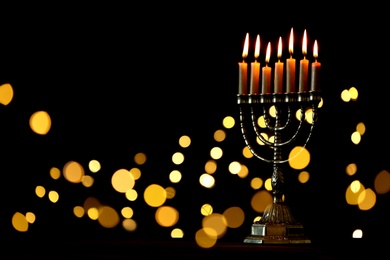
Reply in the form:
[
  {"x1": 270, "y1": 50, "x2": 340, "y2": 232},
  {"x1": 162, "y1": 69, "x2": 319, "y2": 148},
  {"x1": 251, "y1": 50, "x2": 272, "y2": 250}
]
[
  {"x1": 310, "y1": 40, "x2": 321, "y2": 91},
  {"x1": 261, "y1": 42, "x2": 271, "y2": 94},
  {"x1": 286, "y1": 28, "x2": 296, "y2": 93},
  {"x1": 274, "y1": 37, "x2": 284, "y2": 94},
  {"x1": 238, "y1": 33, "x2": 249, "y2": 94},
  {"x1": 250, "y1": 34, "x2": 261, "y2": 94}
]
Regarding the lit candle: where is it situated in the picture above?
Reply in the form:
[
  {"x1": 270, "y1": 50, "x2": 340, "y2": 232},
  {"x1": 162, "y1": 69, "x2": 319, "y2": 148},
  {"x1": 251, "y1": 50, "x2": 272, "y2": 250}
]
[
  {"x1": 310, "y1": 40, "x2": 321, "y2": 91},
  {"x1": 261, "y1": 42, "x2": 271, "y2": 94},
  {"x1": 286, "y1": 28, "x2": 296, "y2": 93},
  {"x1": 238, "y1": 33, "x2": 249, "y2": 94},
  {"x1": 250, "y1": 34, "x2": 261, "y2": 94},
  {"x1": 299, "y1": 29, "x2": 309, "y2": 92},
  {"x1": 274, "y1": 36, "x2": 284, "y2": 94}
]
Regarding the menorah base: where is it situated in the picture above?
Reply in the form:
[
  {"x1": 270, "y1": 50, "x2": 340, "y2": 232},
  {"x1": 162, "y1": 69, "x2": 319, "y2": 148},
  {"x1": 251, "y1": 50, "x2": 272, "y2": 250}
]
[{"x1": 244, "y1": 223, "x2": 311, "y2": 244}]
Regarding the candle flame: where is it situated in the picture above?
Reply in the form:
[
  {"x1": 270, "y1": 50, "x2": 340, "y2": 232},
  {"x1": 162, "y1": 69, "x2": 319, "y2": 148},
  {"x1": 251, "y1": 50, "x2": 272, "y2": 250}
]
[
  {"x1": 242, "y1": 33, "x2": 249, "y2": 59},
  {"x1": 302, "y1": 29, "x2": 307, "y2": 56},
  {"x1": 277, "y1": 37, "x2": 282, "y2": 60},
  {"x1": 313, "y1": 40, "x2": 318, "y2": 59},
  {"x1": 255, "y1": 34, "x2": 260, "y2": 59},
  {"x1": 266, "y1": 42, "x2": 271, "y2": 64},
  {"x1": 289, "y1": 28, "x2": 294, "y2": 56}
]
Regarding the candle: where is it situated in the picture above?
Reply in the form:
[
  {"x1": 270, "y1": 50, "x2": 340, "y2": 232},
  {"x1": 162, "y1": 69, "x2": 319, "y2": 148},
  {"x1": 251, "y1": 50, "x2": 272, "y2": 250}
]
[
  {"x1": 274, "y1": 37, "x2": 284, "y2": 94},
  {"x1": 310, "y1": 40, "x2": 321, "y2": 91},
  {"x1": 250, "y1": 34, "x2": 261, "y2": 94},
  {"x1": 261, "y1": 42, "x2": 271, "y2": 94},
  {"x1": 286, "y1": 28, "x2": 296, "y2": 93},
  {"x1": 299, "y1": 29, "x2": 309, "y2": 92},
  {"x1": 238, "y1": 33, "x2": 249, "y2": 94}
]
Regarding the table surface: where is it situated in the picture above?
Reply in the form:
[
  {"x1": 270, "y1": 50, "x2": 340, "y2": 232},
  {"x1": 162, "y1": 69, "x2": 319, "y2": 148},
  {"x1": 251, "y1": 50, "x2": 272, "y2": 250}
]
[{"x1": 0, "y1": 239, "x2": 387, "y2": 259}]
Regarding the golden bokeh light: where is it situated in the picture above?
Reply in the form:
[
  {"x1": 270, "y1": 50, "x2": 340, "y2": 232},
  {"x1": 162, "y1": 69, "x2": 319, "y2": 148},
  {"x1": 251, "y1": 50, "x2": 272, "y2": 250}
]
[
  {"x1": 88, "y1": 160, "x2": 101, "y2": 173},
  {"x1": 250, "y1": 190, "x2": 273, "y2": 213},
  {"x1": 345, "y1": 180, "x2": 365, "y2": 205},
  {"x1": 25, "y1": 212, "x2": 36, "y2": 224},
  {"x1": 341, "y1": 89, "x2": 351, "y2": 102},
  {"x1": 165, "y1": 186, "x2": 176, "y2": 199},
  {"x1": 210, "y1": 147, "x2": 223, "y2": 160},
  {"x1": 202, "y1": 213, "x2": 227, "y2": 239},
  {"x1": 63, "y1": 161, "x2": 85, "y2": 183},
  {"x1": 305, "y1": 108, "x2": 315, "y2": 124},
  {"x1": 87, "y1": 207, "x2": 99, "y2": 220},
  {"x1": 81, "y1": 175, "x2": 94, "y2": 187},
  {"x1": 125, "y1": 189, "x2": 138, "y2": 201},
  {"x1": 223, "y1": 206, "x2": 245, "y2": 228},
  {"x1": 0, "y1": 83, "x2": 14, "y2": 105},
  {"x1": 111, "y1": 168, "x2": 135, "y2": 193},
  {"x1": 346, "y1": 163, "x2": 358, "y2": 176},
  {"x1": 83, "y1": 197, "x2": 102, "y2": 212},
  {"x1": 298, "y1": 171, "x2": 310, "y2": 184},
  {"x1": 122, "y1": 218, "x2": 137, "y2": 232},
  {"x1": 356, "y1": 122, "x2": 365, "y2": 135},
  {"x1": 172, "y1": 152, "x2": 184, "y2": 165},
  {"x1": 352, "y1": 229, "x2": 363, "y2": 239},
  {"x1": 205, "y1": 160, "x2": 217, "y2": 174},
  {"x1": 35, "y1": 186, "x2": 46, "y2": 198},
  {"x1": 29, "y1": 110, "x2": 51, "y2": 135},
  {"x1": 256, "y1": 132, "x2": 269, "y2": 145},
  {"x1": 144, "y1": 184, "x2": 167, "y2": 207},
  {"x1": 288, "y1": 146, "x2": 310, "y2": 170},
  {"x1": 129, "y1": 167, "x2": 141, "y2": 180},
  {"x1": 222, "y1": 116, "x2": 235, "y2": 129},
  {"x1": 357, "y1": 188, "x2": 376, "y2": 211},
  {"x1": 237, "y1": 164, "x2": 249, "y2": 178},
  {"x1": 134, "y1": 152, "x2": 147, "y2": 165},
  {"x1": 351, "y1": 131, "x2": 361, "y2": 145},
  {"x1": 374, "y1": 170, "x2": 390, "y2": 194},
  {"x1": 250, "y1": 177, "x2": 263, "y2": 189},
  {"x1": 179, "y1": 135, "x2": 191, "y2": 147},
  {"x1": 257, "y1": 116, "x2": 266, "y2": 128},
  {"x1": 199, "y1": 173, "x2": 215, "y2": 189},
  {"x1": 171, "y1": 228, "x2": 184, "y2": 238},
  {"x1": 12, "y1": 212, "x2": 28, "y2": 232},
  {"x1": 228, "y1": 161, "x2": 241, "y2": 175},
  {"x1": 48, "y1": 190, "x2": 59, "y2": 203},
  {"x1": 73, "y1": 206, "x2": 85, "y2": 218},
  {"x1": 213, "y1": 130, "x2": 226, "y2": 142},
  {"x1": 195, "y1": 228, "x2": 217, "y2": 249},
  {"x1": 349, "y1": 86, "x2": 358, "y2": 101},
  {"x1": 242, "y1": 146, "x2": 254, "y2": 158},
  {"x1": 169, "y1": 170, "x2": 182, "y2": 183},
  {"x1": 201, "y1": 204, "x2": 213, "y2": 216},
  {"x1": 98, "y1": 205, "x2": 120, "y2": 228},
  {"x1": 155, "y1": 206, "x2": 179, "y2": 227},
  {"x1": 50, "y1": 167, "x2": 61, "y2": 180},
  {"x1": 264, "y1": 178, "x2": 272, "y2": 191}
]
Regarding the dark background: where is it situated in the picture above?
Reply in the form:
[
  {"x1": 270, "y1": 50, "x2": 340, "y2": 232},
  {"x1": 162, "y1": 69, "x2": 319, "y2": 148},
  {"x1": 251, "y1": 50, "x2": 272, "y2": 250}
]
[{"x1": 0, "y1": 3, "x2": 389, "y2": 253}]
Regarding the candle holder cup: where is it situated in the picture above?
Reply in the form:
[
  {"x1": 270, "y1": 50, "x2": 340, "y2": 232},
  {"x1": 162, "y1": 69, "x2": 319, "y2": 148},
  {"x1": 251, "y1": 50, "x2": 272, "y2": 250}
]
[{"x1": 237, "y1": 91, "x2": 321, "y2": 244}]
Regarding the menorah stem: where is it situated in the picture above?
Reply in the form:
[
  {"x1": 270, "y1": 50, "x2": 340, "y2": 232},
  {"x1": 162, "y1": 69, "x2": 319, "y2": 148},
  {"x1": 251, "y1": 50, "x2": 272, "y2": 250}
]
[
  {"x1": 257, "y1": 105, "x2": 296, "y2": 225},
  {"x1": 272, "y1": 105, "x2": 284, "y2": 197}
]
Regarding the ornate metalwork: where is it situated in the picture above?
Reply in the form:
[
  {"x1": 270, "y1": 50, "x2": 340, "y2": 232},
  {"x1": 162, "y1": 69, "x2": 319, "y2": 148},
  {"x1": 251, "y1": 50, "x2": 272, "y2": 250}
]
[{"x1": 238, "y1": 92, "x2": 321, "y2": 244}]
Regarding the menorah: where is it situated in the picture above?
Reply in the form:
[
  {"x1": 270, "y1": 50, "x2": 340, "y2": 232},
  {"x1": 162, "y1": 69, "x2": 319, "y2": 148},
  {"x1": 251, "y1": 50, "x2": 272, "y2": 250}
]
[
  {"x1": 238, "y1": 91, "x2": 321, "y2": 244},
  {"x1": 237, "y1": 30, "x2": 321, "y2": 244}
]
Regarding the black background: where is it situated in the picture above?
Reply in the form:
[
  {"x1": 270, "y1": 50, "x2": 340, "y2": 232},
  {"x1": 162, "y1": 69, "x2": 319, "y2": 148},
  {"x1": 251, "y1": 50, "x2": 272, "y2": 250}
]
[{"x1": 0, "y1": 3, "x2": 389, "y2": 252}]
